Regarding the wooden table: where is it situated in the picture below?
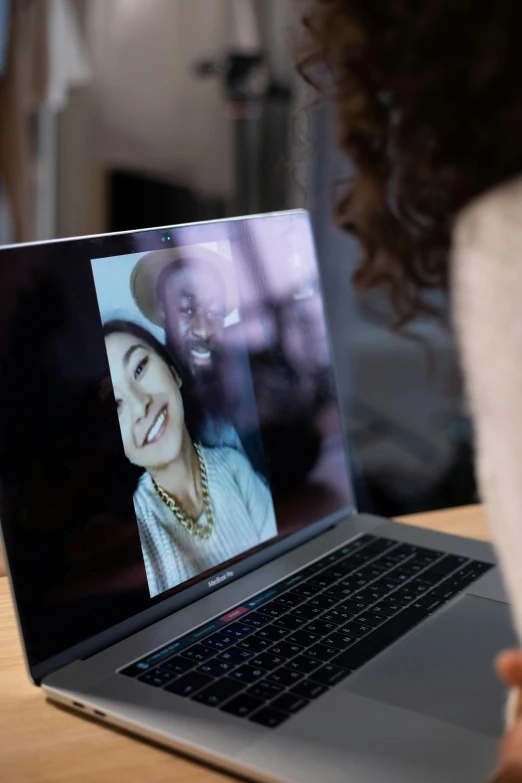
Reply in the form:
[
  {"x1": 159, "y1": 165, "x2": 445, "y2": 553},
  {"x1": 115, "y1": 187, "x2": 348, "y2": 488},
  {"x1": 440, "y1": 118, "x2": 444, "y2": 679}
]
[{"x1": 0, "y1": 506, "x2": 490, "y2": 782}]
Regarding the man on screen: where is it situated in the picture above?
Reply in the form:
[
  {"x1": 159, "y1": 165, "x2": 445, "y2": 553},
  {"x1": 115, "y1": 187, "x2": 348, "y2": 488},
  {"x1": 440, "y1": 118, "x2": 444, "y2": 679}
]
[{"x1": 131, "y1": 248, "x2": 266, "y2": 476}]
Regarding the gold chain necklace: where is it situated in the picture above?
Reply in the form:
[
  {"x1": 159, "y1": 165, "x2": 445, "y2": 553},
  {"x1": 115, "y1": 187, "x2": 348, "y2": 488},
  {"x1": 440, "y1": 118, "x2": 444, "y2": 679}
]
[{"x1": 152, "y1": 443, "x2": 215, "y2": 541}]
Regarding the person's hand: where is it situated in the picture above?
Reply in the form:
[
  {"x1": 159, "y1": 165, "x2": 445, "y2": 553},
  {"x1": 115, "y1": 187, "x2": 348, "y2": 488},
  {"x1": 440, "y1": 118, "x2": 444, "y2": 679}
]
[{"x1": 488, "y1": 651, "x2": 522, "y2": 781}]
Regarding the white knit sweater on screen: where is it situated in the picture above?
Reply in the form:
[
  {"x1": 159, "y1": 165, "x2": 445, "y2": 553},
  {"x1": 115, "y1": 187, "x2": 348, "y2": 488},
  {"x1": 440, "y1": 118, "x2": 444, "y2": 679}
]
[{"x1": 133, "y1": 445, "x2": 277, "y2": 598}]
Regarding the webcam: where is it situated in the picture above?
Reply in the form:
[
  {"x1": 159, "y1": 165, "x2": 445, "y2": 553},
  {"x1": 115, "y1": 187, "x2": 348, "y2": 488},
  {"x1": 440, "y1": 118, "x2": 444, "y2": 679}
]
[{"x1": 161, "y1": 232, "x2": 173, "y2": 243}]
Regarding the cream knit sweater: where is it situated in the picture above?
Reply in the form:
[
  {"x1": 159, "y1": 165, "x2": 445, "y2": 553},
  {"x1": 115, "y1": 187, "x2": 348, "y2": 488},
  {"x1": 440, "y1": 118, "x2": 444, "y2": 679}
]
[{"x1": 453, "y1": 177, "x2": 522, "y2": 722}]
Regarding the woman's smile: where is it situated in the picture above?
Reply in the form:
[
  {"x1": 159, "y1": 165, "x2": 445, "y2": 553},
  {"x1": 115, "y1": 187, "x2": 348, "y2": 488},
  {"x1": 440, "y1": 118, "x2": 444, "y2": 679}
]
[{"x1": 142, "y1": 405, "x2": 168, "y2": 447}]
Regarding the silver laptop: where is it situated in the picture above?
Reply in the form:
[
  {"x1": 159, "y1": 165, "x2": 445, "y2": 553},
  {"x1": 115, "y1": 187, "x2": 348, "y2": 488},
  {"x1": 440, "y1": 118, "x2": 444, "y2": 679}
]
[{"x1": 0, "y1": 211, "x2": 515, "y2": 783}]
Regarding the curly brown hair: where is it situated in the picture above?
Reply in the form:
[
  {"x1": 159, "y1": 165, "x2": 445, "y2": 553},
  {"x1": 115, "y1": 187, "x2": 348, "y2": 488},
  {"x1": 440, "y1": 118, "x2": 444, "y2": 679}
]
[{"x1": 299, "y1": 0, "x2": 522, "y2": 325}]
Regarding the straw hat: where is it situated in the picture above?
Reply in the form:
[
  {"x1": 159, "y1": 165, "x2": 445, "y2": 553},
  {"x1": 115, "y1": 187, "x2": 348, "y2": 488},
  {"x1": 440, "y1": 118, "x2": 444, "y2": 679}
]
[{"x1": 130, "y1": 245, "x2": 238, "y2": 328}]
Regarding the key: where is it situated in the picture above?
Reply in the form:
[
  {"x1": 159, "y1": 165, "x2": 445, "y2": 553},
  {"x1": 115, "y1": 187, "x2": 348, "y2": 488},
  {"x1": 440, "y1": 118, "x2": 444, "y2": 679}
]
[
  {"x1": 250, "y1": 653, "x2": 285, "y2": 671},
  {"x1": 138, "y1": 668, "x2": 175, "y2": 687},
  {"x1": 342, "y1": 622, "x2": 372, "y2": 638},
  {"x1": 159, "y1": 656, "x2": 196, "y2": 675},
  {"x1": 303, "y1": 619, "x2": 337, "y2": 635},
  {"x1": 271, "y1": 592, "x2": 302, "y2": 608},
  {"x1": 229, "y1": 665, "x2": 265, "y2": 684},
  {"x1": 237, "y1": 637, "x2": 271, "y2": 653},
  {"x1": 322, "y1": 608, "x2": 353, "y2": 625},
  {"x1": 226, "y1": 622, "x2": 255, "y2": 639},
  {"x1": 291, "y1": 583, "x2": 322, "y2": 599},
  {"x1": 217, "y1": 648, "x2": 253, "y2": 665},
  {"x1": 181, "y1": 644, "x2": 215, "y2": 663},
  {"x1": 271, "y1": 693, "x2": 309, "y2": 714},
  {"x1": 249, "y1": 707, "x2": 289, "y2": 728},
  {"x1": 221, "y1": 693, "x2": 264, "y2": 718},
  {"x1": 287, "y1": 630, "x2": 320, "y2": 647},
  {"x1": 247, "y1": 681, "x2": 284, "y2": 699},
  {"x1": 323, "y1": 632, "x2": 356, "y2": 649},
  {"x1": 306, "y1": 595, "x2": 337, "y2": 610},
  {"x1": 290, "y1": 681, "x2": 328, "y2": 700},
  {"x1": 202, "y1": 632, "x2": 236, "y2": 651},
  {"x1": 165, "y1": 671, "x2": 213, "y2": 697},
  {"x1": 267, "y1": 667, "x2": 305, "y2": 687},
  {"x1": 311, "y1": 664, "x2": 350, "y2": 686},
  {"x1": 241, "y1": 612, "x2": 273, "y2": 629},
  {"x1": 197, "y1": 659, "x2": 234, "y2": 677},
  {"x1": 269, "y1": 641, "x2": 304, "y2": 658},
  {"x1": 255, "y1": 625, "x2": 290, "y2": 642},
  {"x1": 290, "y1": 605, "x2": 323, "y2": 620},
  {"x1": 259, "y1": 602, "x2": 287, "y2": 618},
  {"x1": 287, "y1": 655, "x2": 321, "y2": 674},
  {"x1": 306, "y1": 642, "x2": 340, "y2": 660},
  {"x1": 192, "y1": 678, "x2": 244, "y2": 707},
  {"x1": 354, "y1": 612, "x2": 386, "y2": 627},
  {"x1": 273, "y1": 615, "x2": 308, "y2": 631}
]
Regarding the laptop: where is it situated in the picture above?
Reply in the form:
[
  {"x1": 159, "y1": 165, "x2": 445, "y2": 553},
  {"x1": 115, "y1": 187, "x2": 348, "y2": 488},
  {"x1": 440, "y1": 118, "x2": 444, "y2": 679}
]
[{"x1": 0, "y1": 210, "x2": 515, "y2": 783}]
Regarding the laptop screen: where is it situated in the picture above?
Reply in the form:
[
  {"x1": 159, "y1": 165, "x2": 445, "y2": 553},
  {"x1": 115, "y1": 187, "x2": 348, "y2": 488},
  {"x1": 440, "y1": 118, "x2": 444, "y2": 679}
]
[{"x1": 0, "y1": 211, "x2": 354, "y2": 675}]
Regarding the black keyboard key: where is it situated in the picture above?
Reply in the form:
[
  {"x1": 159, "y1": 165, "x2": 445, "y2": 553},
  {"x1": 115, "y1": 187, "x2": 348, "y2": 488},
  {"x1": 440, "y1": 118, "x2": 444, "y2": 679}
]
[
  {"x1": 227, "y1": 622, "x2": 255, "y2": 639},
  {"x1": 333, "y1": 606, "x2": 427, "y2": 671},
  {"x1": 181, "y1": 644, "x2": 215, "y2": 663},
  {"x1": 202, "y1": 632, "x2": 236, "y2": 651},
  {"x1": 287, "y1": 630, "x2": 320, "y2": 647},
  {"x1": 192, "y1": 678, "x2": 244, "y2": 707},
  {"x1": 250, "y1": 653, "x2": 286, "y2": 671},
  {"x1": 222, "y1": 693, "x2": 265, "y2": 718},
  {"x1": 351, "y1": 589, "x2": 386, "y2": 603},
  {"x1": 323, "y1": 632, "x2": 357, "y2": 650},
  {"x1": 255, "y1": 625, "x2": 290, "y2": 642},
  {"x1": 165, "y1": 671, "x2": 213, "y2": 697},
  {"x1": 291, "y1": 680, "x2": 328, "y2": 700},
  {"x1": 197, "y1": 659, "x2": 234, "y2": 677},
  {"x1": 159, "y1": 656, "x2": 196, "y2": 675},
  {"x1": 384, "y1": 591, "x2": 414, "y2": 607},
  {"x1": 371, "y1": 602, "x2": 402, "y2": 617},
  {"x1": 269, "y1": 641, "x2": 304, "y2": 658},
  {"x1": 249, "y1": 707, "x2": 289, "y2": 728},
  {"x1": 362, "y1": 538, "x2": 397, "y2": 556},
  {"x1": 322, "y1": 608, "x2": 354, "y2": 625},
  {"x1": 423, "y1": 555, "x2": 468, "y2": 579},
  {"x1": 290, "y1": 604, "x2": 323, "y2": 620},
  {"x1": 267, "y1": 667, "x2": 305, "y2": 687},
  {"x1": 218, "y1": 647, "x2": 253, "y2": 664},
  {"x1": 229, "y1": 665, "x2": 265, "y2": 684},
  {"x1": 273, "y1": 615, "x2": 308, "y2": 631},
  {"x1": 308, "y1": 573, "x2": 338, "y2": 588},
  {"x1": 291, "y1": 582, "x2": 323, "y2": 599},
  {"x1": 428, "y1": 583, "x2": 464, "y2": 601},
  {"x1": 306, "y1": 642, "x2": 340, "y2": 660},
  {"x1": 240, "y1": 612, "x2": 273, "y2": 629},
  {"x1": 287, "y1": 655, "x2": 321, "y2": 674},
  {"x1": 271, "y1": 693, "x2": 309, "y2": 714},
  {"x1": 307, "y1": 595, "x2": 337, "y2": 610},
  {"x1": 409, "y1": 595, "x2": 445, "y2": 613},
  {"x1": 322, "y1": 586, "x2": 353, "y2": 602},
  {"x1": 138, "y1": 668, "x2": 175, "y2": 687},
  {"x1": 372, "y1": 577, "x2": 401, "y2": 593},
  {"x1": 406, "y1": 580, "x2": 431, "y2": 594},
  {"x1": 303, "y1": 619, "x2": 337, "y2": 635},
  {"x1": 236, "y1": 637, "x2": 271, "y2": 654},
  {"x1": 271, "y1": 592, "x2": 302, "y2": 608},
  {"x1": 259, "y1": 602, "x2": 287, "y2": 618},
  {"x1": 354, "y1": 612, "x2": 387, "y2": 627},
  {"x1": 311, "y1": 663, "x2": 351, "y2": 686},
  {"x1": 342, "y1": 622, "x2": 372, "y2": 638},
  {"x1": 247, "y1": 681, "x2": 284, "y2": 699},
  {"x1": 339, "y1": 598, "x2": 369, "y2": 613}
]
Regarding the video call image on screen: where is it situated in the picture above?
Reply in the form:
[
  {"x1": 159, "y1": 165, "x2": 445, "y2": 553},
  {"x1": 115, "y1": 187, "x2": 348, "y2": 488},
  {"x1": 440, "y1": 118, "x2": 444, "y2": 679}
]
[{"x1": 91, "y1": 218, "x2": 353, "y2": 600}]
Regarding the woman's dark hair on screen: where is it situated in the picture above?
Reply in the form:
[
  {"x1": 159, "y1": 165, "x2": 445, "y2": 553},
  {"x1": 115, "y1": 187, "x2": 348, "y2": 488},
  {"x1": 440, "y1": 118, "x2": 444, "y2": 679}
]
[
  {"x1": 299, "y1": 0, "x2": 522, "y2": 325},
  {"x1": 102, "y1": 319, "x2": 204, "y2": 442}
]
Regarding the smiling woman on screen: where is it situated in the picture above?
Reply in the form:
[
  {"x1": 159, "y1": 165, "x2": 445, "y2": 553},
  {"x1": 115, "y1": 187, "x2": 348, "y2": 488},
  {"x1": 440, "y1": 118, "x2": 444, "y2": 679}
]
[{"x1": 103, "y1": 320, "x2": 277, "y2": 597}]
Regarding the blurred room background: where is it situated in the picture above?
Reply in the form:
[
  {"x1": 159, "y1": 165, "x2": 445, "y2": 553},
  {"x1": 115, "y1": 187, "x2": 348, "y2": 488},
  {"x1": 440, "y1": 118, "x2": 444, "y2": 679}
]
[{"x1": 0, "y1": 0, "x2": 477, "y2": 517}]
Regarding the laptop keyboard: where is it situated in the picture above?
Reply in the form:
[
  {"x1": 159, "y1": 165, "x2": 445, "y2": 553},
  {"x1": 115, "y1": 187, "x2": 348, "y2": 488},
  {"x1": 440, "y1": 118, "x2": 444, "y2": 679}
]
[{"x1": 120, "y1": 534, "x2": 492, "y2": 729}]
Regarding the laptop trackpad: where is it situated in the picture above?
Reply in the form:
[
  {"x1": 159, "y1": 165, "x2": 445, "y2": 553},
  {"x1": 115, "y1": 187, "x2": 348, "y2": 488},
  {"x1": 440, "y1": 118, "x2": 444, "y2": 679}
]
[{"x1": 344, "y1": 595, "x2": 516, "y2": 736}]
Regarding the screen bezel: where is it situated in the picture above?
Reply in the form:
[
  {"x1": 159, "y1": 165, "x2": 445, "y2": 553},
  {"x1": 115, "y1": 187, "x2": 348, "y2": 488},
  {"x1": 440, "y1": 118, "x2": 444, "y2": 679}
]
[{"x1": 0, "y1": 210, "x2": 356, "y2": 684}]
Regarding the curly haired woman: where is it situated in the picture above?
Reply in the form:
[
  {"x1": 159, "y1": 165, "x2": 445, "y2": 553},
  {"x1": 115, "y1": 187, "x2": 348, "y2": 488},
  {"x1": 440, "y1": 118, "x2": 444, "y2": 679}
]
[{"x1": 299, "y1": 2, "x2": 522, "y2": 779}]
